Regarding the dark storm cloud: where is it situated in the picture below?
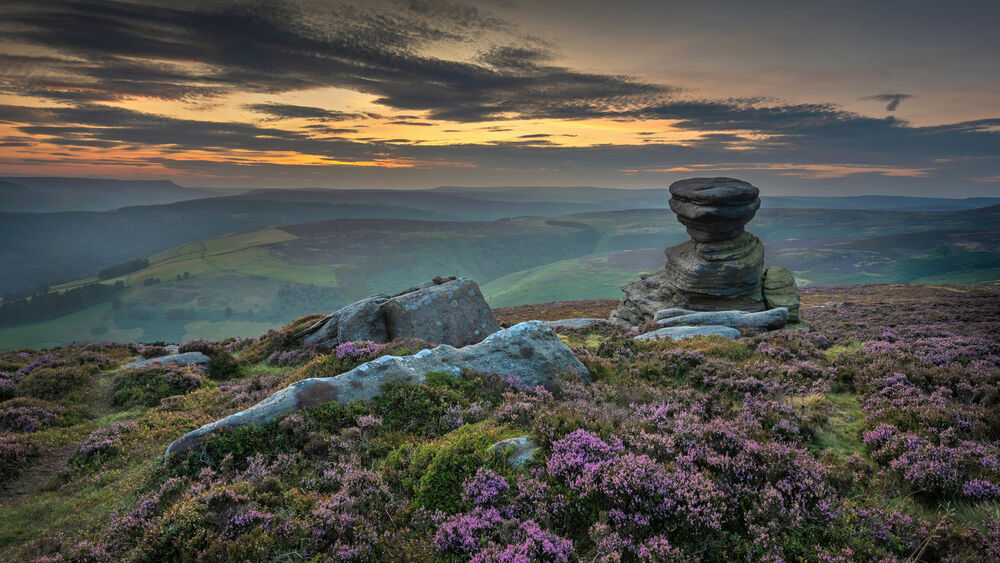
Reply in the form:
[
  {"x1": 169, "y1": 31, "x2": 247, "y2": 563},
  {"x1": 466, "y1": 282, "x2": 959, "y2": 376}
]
[
  {"x1": 864, "y1": 93, "x2": 914, "y2": 112},
  {"x1": 0, "y1": 0, "x2": 671, "y2": 122}
]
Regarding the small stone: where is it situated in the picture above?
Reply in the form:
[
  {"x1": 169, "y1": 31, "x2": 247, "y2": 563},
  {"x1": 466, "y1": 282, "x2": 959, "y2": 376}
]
[
  {"x1": 123, "y1": 351, "x2": 211, "y2": 371},
  {"x1": 489, "y1": 435, "x2": 537, "y2": 468}
]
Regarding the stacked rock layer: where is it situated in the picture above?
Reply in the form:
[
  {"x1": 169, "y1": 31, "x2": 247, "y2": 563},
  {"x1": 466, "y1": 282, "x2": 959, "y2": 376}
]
[{"x1": 613, "y1": 177, "x2": 770, "y2": 325}]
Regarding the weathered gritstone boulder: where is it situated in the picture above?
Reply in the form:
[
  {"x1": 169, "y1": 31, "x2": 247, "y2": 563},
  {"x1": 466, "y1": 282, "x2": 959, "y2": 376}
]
[
  {"x1": 762, "y1": 266, "x2": 800, "y2": 322},
  {"x1": 383, "y1": 277, "x2": 499, "y2": 347},
  {"x1": 657, "y1": 307, "x2": 789, "y2": 331},
  {"x1": 165, "y1": 321, "x2": 587, "y2": 457},
  {"x1": 634, "y1": 325, "x2": 741, "y2": 341},
  {"x1": 123, "y1": 352, "x2": 211, "y2": 371},
  {"x1": 613, "y1": 177, "x2": 793, "y2": 326},
  {"x1": 302, "y1": 294, "x2": 390, "y2": 347},
  {"x1": 299, "y1": 277, "x2": 499, "y2": 348}
]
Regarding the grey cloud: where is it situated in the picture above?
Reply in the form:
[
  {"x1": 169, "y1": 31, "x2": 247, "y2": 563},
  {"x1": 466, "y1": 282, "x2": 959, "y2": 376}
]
[{"x1": 864, "y1": 93, "x2": 914, "y2": 112}]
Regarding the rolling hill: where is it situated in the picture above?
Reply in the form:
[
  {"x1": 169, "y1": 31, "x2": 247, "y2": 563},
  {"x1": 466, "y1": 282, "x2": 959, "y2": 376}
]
[{"x1": 1, "y1": 204, "x2": 998, "y2": 349}]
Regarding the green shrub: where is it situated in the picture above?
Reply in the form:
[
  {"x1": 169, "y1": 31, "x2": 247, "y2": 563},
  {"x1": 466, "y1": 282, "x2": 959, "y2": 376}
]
[
  {"x1": 15, "y1": 365, "x2": 95, "y2": 401},
  {"x1": 292, "y1": 354, "x2": 353, "y2": 381},
  {"x1": 305, "y1": 399, "x2": 371, "y2": 431},
  {"x1": 371, "y1": 380, "x2": 463, "y2": 436},
  {"x1": 207, "y1": 351, "x2": 243, "y2": 380},
  {"x1": 112, "y1": 363, "x2": 205, "y2": 407},
  {"x1": 399, "y1": 421, "x2": 513, "y2": 513}
]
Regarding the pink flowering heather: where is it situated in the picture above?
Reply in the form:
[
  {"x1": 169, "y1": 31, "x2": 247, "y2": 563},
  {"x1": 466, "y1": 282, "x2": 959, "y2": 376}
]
[{"x1": 334, "y1": 340, "x2": 384, "y2": 362}]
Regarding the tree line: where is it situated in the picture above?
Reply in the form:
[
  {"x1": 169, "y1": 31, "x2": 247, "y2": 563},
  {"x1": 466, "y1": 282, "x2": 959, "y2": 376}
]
[{"x1": 0, "y1": 282, "x2": 124, "y2": 326}]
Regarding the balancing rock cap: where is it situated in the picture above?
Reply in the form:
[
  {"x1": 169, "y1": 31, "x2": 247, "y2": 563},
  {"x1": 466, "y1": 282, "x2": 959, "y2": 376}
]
[{"x1": 668, "y1": 177, "x2": 761, "y2": 242}]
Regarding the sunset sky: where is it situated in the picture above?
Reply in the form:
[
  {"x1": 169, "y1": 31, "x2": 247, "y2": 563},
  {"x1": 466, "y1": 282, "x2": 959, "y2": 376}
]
[{"x1": 0, "y1": 0, "x2": 998, "y2": 195}]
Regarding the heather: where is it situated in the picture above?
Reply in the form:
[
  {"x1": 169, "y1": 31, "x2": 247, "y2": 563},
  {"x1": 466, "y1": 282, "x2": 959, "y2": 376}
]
[{"x1": 1, "y1": 285, "x2": 999, "y2": 562}]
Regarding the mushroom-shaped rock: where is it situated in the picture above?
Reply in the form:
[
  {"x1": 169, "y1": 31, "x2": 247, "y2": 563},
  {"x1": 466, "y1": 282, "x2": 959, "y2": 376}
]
[{"x1": 668, "y1": 177, "x2": 761, "y2": 242}]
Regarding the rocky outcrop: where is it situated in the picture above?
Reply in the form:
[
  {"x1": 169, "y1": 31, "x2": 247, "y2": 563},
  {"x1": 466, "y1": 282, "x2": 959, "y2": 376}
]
[
  {"x1": 165, "y1": 321, "x2": 587, "y2": 458},
  {"x1": 123, "y1": 352, "x2": 211, "y2": 371},
  {"x1": 299, "y1": 277, "x2": 499, "y2": 348},
  {"x1": 762, "y1": 267, "x2": 800, "y2": 322},
  {"x1": 657, "y1": 308, "x2": 789, "y2": 331},
  {"x1": 634, "y1": 325, "x2": 741, "y2": 341},
  {"x1": 613, "y1": 177, "x2": 796, "y2": 326},
  {"x1": 489, "y1": 435, "x2": 538, "y2": 468}
]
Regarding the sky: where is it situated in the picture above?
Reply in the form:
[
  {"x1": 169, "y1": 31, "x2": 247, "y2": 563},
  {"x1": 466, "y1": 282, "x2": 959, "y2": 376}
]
[{"x1": 0, "y1": 0, "x2": 998, "y2": 195}]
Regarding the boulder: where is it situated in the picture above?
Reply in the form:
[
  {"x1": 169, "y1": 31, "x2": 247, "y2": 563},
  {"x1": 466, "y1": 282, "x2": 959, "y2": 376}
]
[
  {"x1": 490, "y1": 435, "x2": 537, "y2": 468},
  {"x1": 762, "y1": 266, "x2": 800, "y2": 322},
  {"x1": 657, "y1": 307, "x2": 789, "y2": 331},
  {"x1": 123, "y1": 352, "x2": 211, "y2": 371},
  {"x1": 301, "y1": 294, "x2": 390, "y2": 348},
  {"x1": 383, "y1": 278, "x2": 500, "y2": 347},
  {"x1": 545, "y1": 318, "x2": 606, "y2": 330},
  {"x1": 634, "y1": 325, "x2": 741, "y2": 341},
  {"x1": 298, "y1": 277, "x2": 500, "y2": 349},
  {"x1": 165, "y1": 321, "x2": 587, "y2": 457}
]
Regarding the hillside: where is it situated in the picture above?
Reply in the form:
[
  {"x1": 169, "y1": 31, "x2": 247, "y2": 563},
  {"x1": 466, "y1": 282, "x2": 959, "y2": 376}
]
[
  {"x1": 0, "y1": 177, "x2": 237, "y2": 212},
  {"x1": 1, "y1": 285, "x2": 998, "y2": 561},
  {"x1": 2, "y1": 205, "x2": 999, "y2": 350}
]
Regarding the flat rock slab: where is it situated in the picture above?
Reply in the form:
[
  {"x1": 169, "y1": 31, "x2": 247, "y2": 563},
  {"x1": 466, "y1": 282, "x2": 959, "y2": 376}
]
[
  {"x1": 490, "y1": 435, "x2": 537, "y2": 468},
  {"x1": 657, "y1": 308, "x2": 788, "y2": 331},
  {"x1": 653, "y1": 308, "x2": 696, "y2": 321},
  {"x1": 123, "y1": 352, "x2": 210, "y2": 370},
  {"x1": 165, "y1": 321, "x2": 588, "y2": 458},
  {"x1": 634, "y1": 325, "x2": 741, "y2": 341},
  {"x1": 545, "y1": 318, "x2": 606, "y2": 330}
]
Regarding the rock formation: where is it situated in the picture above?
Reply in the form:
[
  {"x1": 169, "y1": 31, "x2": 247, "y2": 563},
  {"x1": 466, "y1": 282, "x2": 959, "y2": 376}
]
[
  {"x1": 165, "y1": 321, "x2": 587, "y2": 457},
  {"x1": 613, "y1": 177, "x2": 797, "y2": 326},
  {"x1": 300, "y1": 276, "x2": 500, "y2": 348},
  {"x1": 762, "y1": 266, "x2": 801, "y2": 322}
]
